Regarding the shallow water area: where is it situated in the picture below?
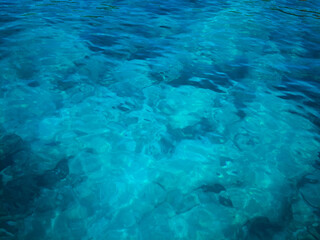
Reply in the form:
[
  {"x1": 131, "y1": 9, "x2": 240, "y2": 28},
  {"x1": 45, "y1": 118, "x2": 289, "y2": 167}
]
[{"x1": 1, "y1": 0, "x2": 320, "y2": 239}]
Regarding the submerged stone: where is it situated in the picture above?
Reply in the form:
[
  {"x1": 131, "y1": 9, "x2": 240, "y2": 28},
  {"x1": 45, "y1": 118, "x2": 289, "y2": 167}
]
[
  {"x1": 219, "y1": 196, "x2": 233, "y2": 208},
  {"x1": 0, "y1": 220, "x2": 19, "y2": 239},
  {"x1": 0, "y1": 134, "x2": 26, "y2": 171},
  {"x1": 297, "y1": 174, "x2": 319, "y2": 189},
  {"x1": 233, "y1": 132, "x2": 259, "y2": 151},
  {"x1": 236, "y1": 109, "x2": 246, "y2": 119},
  {"x1": 56, "y1": 80, "x2": 77, "y2": 91},
  {"x1": 298, "y1": 173, "x2": 320, "y2": 211},
  {"x1": 27, "y1": 80, "x2": 40, "y2": 87},
  {"x1": 220, "y1": 157, "x2": 233, "y2": 167},
  {"x1": 313, "y1": 159, "x2": 320, "y2": 170},
  {"x1": 2, "y1": 175, "x2": 40, "y2": 214},
  {"x1": 36, "y1": 158, "x2": 70, "y2": 189},
  {"x1": 238, "y1": 216, "x2": 283, "y2": 240},
  {"x1": 199, "y1": 183, "x2": 226, "y2": 194}
]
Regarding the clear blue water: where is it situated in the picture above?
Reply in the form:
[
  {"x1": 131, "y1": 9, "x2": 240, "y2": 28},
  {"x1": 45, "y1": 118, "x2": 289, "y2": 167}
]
[{"x1": 1, "y1": 0, "x2": 320, "y2": 239}]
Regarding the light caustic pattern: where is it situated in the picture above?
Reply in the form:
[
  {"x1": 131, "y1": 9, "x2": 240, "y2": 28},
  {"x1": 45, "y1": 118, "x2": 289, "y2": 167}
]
[{"x1": 0, "y1": 0, "x2": 320, "y2": 239}]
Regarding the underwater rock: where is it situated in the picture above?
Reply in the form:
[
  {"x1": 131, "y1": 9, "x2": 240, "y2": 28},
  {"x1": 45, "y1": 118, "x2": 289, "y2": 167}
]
[
  {"x1": 237, "y1": 216, "x2": 283, "y2": 240},
  {"x1": 55, "y1": 80, "x2": 77, "y2": 91},
  {"x1": 0, "y1": 133, "x2": 25, "y2": 154},
  {"x1": 199, "y1": 183, "x2": 226, "y2": 194},
  {"x1": 219, "y1": 196, "x2": 233, "y2": 208},
  {"x1": 307, "y1": 224, "x2": 320, "y2": 239},
  {"x1": 175, "y1": 194, "x2": 199, "y2": 215},
  {"x1": 0, "y1": 133, "x2": 26, "y2": 171},
  {"x1": 84, "y1": 33, "x2": 117, "y2": 49},
  {"x1": 159, "y1": 136, "x2": 176, "y2": 155},
  {"x1": 279, "y1": 197, "x2": 294, "y2": 225},
  {"x1": 236, "y1": 109, "x2": 247, "y2": 119},
  {"x1": 295, "y1": 224, "x2": 320, "y2": 240},
  {"x1": 69, "y1": 174, "x2": 88, "y2": 188},
  {"x1": 233, "y1": 132, "x2": 259, "y2": 151},
  {"x1": 232, "y1": 87, "x2": 256, "y2": 110},
  {"x1": 36, "y1": 158, "x2": 70, "y2": 189},
  {"x1": 27, "y1": 80, "x2": 40, "y2": 87},
  {"x1": 167, "y1": 117, "x2": 216, "y2": 141},
  {"x1": 1, "y1": 157, "x2": 71, "y2": 215},
  {"x1": 165, "y1": 189, "x2": 199, "y2": 215},
  {"x1": 313, "y1": 153, "x2": 320, "y2": 170},
  {"x1": 2, "y1": 175, "x2": 40, "y2": 214},
  {"x1": 0, "y1": 220, "x2": 19, "y2": 239},
  {"x1": 313, "y1": 159, "x2": 320, "y2": 170},
  {"x1": 223, "y1": 56, "x2": 250, "y2": 81},
  {"x1": 297, "y1": 174, "x2": 319, "y2": 189},
  {"x1": 297, "y1": 173, "x2": 320, "y2": 212},
  {"x1": 220, "y1": 157, "x2": 233, "y2": 167}
]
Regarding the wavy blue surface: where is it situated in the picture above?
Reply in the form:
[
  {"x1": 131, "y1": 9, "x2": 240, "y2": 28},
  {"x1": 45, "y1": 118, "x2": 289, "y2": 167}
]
[{"x1": 1, "y1": 0, "x2": 320, "y2": 239}]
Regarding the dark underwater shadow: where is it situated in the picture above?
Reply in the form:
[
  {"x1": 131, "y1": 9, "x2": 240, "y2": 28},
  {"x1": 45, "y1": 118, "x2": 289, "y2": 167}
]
[{"x1": 0, "y1": 132, "x2": 75, "y2": 238}]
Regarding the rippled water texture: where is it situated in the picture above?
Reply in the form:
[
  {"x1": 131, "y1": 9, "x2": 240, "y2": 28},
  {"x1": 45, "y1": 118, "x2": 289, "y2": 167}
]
[{"x1": 1, "y1": 0, "x2": 320, "y2": 239}]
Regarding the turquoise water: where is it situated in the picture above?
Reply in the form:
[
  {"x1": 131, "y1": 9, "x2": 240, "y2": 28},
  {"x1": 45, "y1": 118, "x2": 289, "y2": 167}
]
[{"x1": 1, "y1": 0, "x2": 320, "y2": 239}]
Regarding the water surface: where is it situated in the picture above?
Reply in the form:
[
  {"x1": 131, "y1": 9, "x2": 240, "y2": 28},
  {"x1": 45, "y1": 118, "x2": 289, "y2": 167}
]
[{"x1": 1, "y1": 0, "x2": 320, "y2": 239}]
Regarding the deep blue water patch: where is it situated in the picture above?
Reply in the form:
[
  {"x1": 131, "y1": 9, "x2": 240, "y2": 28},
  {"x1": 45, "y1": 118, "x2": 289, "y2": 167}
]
[{"x1": 1, "y1": 0, "x2": 320, "y2": 239}]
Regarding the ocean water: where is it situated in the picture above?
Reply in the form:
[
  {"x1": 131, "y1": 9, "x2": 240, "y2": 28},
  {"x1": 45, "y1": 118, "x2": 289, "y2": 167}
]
[{"x1": 0, "y1": 0, "x2": 320, "y2": 239}]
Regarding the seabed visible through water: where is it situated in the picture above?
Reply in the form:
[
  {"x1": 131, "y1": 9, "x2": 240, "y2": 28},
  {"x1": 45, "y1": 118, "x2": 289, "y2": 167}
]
[{"x1": 0, "y1": 0, "x2": 320, "y2": 239}]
